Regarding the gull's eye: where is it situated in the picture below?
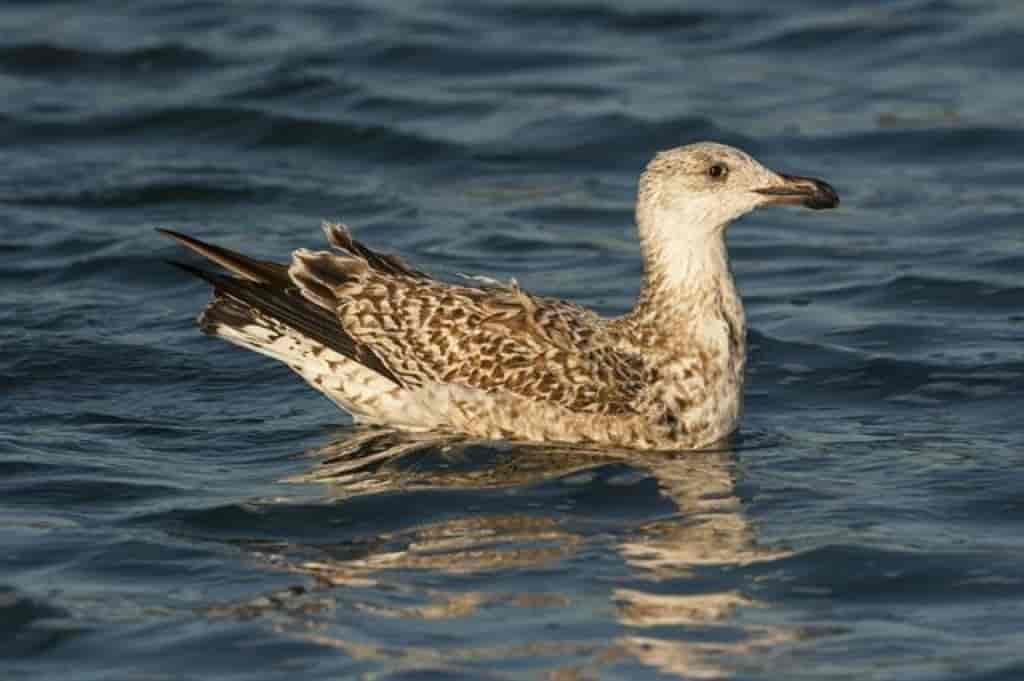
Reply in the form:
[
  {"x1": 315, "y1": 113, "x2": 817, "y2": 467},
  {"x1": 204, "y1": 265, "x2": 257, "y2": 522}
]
[{"x1": 707, "y1": 163, "x2": 729, "y2": 180}]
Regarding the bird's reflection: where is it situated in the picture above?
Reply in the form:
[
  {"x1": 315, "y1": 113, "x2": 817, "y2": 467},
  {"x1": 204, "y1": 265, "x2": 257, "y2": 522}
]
[{"x1": 216, "y1": 427, "x2": 794, "y2": 678}]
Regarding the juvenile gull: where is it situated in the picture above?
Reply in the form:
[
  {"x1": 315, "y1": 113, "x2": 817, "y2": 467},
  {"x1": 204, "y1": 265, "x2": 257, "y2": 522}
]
[{"x1": 162, "y1": 142, "x2": 838, "y2": 450}]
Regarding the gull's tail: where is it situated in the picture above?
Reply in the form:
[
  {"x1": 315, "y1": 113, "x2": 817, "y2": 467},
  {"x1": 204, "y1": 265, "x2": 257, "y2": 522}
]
[{"x1": 160, "y1": 229, "x2": 403, "y2": 386}]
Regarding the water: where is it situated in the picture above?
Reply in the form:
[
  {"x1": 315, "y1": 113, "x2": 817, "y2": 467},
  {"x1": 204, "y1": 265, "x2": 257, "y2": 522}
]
[{"x1": 3, "y1": 1, "x2": 1024, "y2": 678}]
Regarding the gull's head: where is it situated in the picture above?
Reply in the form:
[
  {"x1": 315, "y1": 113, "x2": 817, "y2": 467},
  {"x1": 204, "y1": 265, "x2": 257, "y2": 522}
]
[{"x1": 637, "y1": 141, "x2": 839, "y2": 239}]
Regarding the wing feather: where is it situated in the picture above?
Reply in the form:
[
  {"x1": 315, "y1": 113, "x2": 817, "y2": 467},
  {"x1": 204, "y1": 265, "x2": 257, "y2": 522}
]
[
  {"x1": 162, "y1": 232, "x2": 405, "y2": 387},
  {"x1": 289, "y1": 242, "x2": 654, "y2": 415},
  {"x1": 165, "y1": 226, "x2": 656, "y2": 415}
]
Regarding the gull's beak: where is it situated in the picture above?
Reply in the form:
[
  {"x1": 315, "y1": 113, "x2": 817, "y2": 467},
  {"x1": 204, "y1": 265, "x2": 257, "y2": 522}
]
[{"x1": 755, "y1": 173, "x2": 839, "y2": 210}]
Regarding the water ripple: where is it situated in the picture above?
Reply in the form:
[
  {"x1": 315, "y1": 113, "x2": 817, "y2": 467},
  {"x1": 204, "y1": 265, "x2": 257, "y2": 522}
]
[{"x1": 3, "y1": 0, "x2": 1024, "y2": 678}]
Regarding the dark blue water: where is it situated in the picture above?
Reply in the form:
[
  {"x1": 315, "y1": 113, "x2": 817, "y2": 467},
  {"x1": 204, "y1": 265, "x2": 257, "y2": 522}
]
[{"x1": 4, "y1": 1, "x2": 1024, "y2": 678}]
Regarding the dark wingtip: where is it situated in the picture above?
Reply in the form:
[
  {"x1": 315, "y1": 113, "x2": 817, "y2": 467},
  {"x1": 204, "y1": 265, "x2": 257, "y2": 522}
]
[
  {"x1": 165, "y1": 259, "x2": 221, "y2": 286},
  {"x1": 157, "y1": 228, "x2": 210, "y2": 255},
  {"x1": 157, "y1": 228, "x2": 289, "y2": 284},
  {"x1": 157, "y1": 228, "x2": 205, "y2": 248}
]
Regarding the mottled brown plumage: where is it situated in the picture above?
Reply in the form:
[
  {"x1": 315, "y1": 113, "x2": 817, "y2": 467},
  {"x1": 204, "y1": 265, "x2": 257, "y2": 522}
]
[
  {"x1": 291, "y1": 224, "x2": 654, "y2": 415},
  {"x1": 163, "y1": 142, "x2": 838, "y2": 450}
]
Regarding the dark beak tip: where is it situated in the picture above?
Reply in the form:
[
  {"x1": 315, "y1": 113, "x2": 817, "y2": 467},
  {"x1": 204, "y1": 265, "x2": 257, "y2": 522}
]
[
  {"x1": 805, "y1": 180, "x2": 840, "y2": 210},
  {"x1": 756, "y1": 174, "x2": 839, "y2": 210}
]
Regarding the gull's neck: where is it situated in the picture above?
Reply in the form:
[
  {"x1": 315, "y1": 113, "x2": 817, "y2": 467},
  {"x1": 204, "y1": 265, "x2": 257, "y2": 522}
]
[{"x1": 629, "y1": 203, "x2": 740, "y2": 328}]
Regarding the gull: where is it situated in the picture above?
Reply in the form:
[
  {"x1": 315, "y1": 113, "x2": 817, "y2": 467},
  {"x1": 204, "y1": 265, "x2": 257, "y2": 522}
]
[{"x1": 162, "y1": 142, "x2": 838, "y2": 450}]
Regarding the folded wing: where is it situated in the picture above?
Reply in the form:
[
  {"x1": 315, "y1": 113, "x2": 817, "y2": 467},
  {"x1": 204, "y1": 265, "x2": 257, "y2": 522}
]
[
  {"x1": 290, "y1": 224, "x2": 654, "y2": 415},
  {"x1": 163, "y1": 223, "x2": 655, "y2": 416}
]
